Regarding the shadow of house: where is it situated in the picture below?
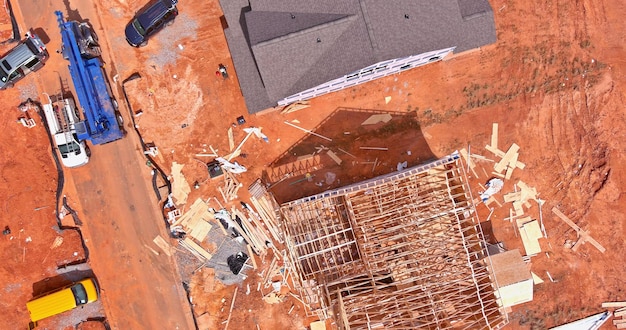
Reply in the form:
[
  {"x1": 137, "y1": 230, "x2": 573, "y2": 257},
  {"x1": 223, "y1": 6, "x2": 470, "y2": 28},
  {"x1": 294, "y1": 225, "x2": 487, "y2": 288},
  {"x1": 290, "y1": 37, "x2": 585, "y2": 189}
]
[
  {"x1": 265, "y1": 108, "x2": 436, "y2": 203},
  {"x1": 219, "y1": 0, "x2": 496, "y2": 114}
]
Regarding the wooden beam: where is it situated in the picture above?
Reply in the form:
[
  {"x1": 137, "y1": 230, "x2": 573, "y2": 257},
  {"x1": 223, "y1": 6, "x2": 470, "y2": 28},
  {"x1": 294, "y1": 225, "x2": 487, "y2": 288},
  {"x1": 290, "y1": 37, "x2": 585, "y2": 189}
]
[
  {"x1": 602, "y1": 302, "x2": 626, "y2": 308},
  {"x1": 228, "y1": 127, "x2": 235, "y2": 151},
  {"x1": 490, "y1": 123, "x2": 499, "y2": 149},
  {"x1": 327, "y1": 150, "x2": 343, "y2": 165},
  {"x1": 359, "y1": 146, "x2": 388, "y2": 151},
  {"x1": 283, "y1": 121, "x2": 332, "y2": 141},
  {"x1": 551, "y1": 207, "x2": 606, "y2": 253}
]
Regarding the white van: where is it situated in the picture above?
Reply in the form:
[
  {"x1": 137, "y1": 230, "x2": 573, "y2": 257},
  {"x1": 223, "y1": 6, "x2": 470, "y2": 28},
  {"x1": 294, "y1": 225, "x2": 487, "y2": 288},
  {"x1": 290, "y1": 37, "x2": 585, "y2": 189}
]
[{"x1": 42, "y1": 94, "x2": 90, "y2": 168}]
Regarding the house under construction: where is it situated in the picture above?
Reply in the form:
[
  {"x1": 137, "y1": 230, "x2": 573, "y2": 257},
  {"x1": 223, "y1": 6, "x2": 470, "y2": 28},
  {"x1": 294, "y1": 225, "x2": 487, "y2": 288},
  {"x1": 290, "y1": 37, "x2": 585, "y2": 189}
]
[{"x1": 279, "y1": 153, "x2": 508, "y2": 329}]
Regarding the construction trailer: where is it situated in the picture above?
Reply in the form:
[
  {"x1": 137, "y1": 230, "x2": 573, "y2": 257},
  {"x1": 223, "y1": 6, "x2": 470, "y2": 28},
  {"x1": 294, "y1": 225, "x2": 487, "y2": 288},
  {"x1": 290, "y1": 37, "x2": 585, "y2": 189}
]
[
  {"x1": 279, "y1": 153, "x2": 508, "y2": 329},
  {"x1": 55, "y1": 11, "x2": 125, "y2": 145}
]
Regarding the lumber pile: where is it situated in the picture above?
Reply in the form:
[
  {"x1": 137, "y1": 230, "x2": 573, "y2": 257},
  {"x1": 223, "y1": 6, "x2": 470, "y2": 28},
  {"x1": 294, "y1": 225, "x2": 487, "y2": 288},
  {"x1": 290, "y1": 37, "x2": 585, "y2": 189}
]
[
  {"x1": 552, "y1": 207, "x2": 606, "y2": 253},
  {"x1": 248, "y1": 180, "x2": 284, "y2": 244},
  {"x1": 230, "y1": 205, "x2": 280, "y2": 259},
  {"x1": 607, "y1": 305, "x2": 626, "y2": 329},
  {"x1": 179, "y1": 238, "x2": 213, "y2": 261}
]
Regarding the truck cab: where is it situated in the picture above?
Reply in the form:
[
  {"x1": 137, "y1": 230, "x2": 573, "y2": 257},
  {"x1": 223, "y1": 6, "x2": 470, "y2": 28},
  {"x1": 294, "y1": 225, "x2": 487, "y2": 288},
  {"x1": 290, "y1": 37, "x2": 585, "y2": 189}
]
[{"x1": 42, "y1": 94, "x2": 90, "y2": 168}]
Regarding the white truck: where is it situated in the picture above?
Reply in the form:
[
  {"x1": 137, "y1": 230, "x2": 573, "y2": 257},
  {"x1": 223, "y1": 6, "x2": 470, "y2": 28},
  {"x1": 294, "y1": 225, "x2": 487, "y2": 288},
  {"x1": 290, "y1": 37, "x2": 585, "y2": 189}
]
[{"x1": 42, "y1": 94, "x2": 90, "y2": 168}]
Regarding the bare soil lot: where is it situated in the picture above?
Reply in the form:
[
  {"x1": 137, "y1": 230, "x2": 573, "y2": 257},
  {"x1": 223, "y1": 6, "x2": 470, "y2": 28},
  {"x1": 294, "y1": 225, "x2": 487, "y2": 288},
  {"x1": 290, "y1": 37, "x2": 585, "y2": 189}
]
[{"x1": 0, "y1": 0, "x2": 624, "y2": 328}]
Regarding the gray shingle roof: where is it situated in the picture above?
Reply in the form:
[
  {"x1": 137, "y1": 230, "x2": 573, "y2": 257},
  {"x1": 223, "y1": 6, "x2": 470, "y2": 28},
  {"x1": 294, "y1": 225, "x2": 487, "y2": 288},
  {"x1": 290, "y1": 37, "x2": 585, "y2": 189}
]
[{"x1": 219, "y1": 0, "x2": 496, "y2": 114}]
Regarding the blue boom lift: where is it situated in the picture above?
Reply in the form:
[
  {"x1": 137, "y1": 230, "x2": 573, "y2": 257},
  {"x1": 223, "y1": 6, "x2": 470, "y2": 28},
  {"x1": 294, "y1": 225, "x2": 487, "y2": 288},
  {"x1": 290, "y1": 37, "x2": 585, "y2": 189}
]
[{"x1": 55, "y1": 11, "x2": 125, "y2": 145}]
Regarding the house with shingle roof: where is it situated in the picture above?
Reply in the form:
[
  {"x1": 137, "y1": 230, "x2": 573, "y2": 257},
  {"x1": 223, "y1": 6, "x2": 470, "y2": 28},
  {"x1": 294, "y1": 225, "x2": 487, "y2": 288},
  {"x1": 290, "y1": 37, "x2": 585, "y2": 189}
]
[{"x1": 219, "y1": 0, "x2": 496, "y2": 114}]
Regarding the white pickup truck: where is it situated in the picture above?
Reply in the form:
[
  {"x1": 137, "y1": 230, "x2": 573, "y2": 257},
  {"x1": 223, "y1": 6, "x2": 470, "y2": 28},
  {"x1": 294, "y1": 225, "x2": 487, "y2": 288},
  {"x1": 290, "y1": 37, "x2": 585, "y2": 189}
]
[{"x1": 42, "y1": 94, "x2": 90, "y2": 168}]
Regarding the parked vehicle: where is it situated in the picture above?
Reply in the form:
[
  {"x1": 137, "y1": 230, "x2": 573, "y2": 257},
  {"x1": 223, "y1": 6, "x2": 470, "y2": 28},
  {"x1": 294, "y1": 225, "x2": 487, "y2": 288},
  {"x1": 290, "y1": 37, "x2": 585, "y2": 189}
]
[
  {"x1": 125, "y1": 0, "x2": 178, "y2": 47},
  {"x1": 42, "y1": 93, "x2": 90, "y2": 168},
  {"x1": 56, "y1": 11, "x2": 125, "y2": 145},
  {"x1": 26, "y1": 278, "x2": 99, "y2": 323},
  {"x1": 0, "y1": 31, "x2": 48, "y2": 90}
]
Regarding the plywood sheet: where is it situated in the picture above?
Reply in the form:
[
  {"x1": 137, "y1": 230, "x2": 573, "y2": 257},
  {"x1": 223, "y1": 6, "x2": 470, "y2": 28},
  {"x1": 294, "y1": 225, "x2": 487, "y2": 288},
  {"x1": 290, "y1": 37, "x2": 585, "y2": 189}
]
[{"x1": 171, "y1": 162, "x2": 191, "y2": 204}]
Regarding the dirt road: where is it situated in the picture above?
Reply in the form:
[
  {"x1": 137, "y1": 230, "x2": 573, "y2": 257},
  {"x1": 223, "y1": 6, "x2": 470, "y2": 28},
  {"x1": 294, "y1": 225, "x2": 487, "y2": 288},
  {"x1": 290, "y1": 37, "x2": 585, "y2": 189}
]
[{"x1": 13, "y1": 0, "x2": 195, "y2": 328}]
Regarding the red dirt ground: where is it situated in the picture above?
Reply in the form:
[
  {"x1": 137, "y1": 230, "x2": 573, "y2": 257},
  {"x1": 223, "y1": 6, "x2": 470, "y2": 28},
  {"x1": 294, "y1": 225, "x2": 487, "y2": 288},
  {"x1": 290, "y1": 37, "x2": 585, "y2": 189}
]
[{"x1": 0, "y1": 0, "x2": 624, "y2": 329}]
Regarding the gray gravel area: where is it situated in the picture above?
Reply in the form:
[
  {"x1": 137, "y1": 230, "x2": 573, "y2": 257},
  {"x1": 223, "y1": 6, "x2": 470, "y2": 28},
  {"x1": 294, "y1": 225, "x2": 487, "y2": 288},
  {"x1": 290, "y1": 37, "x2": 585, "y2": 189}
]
[{"x1": 146, "y1": 12, "x2": 198, "y2": 68}]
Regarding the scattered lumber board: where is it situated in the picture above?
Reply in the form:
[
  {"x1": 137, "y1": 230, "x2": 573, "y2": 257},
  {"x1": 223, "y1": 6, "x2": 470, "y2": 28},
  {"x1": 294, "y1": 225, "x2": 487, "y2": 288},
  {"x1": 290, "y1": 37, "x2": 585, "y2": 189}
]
[
  {"x1": 181, "y1": 238, "x2": 212, "y2": 260},
  {"x1": 551, "y1": 207, "x2": 606, "y2": 253},
  {"x1": 326, "y1": 150, "x2": 342, "y2": 165}
]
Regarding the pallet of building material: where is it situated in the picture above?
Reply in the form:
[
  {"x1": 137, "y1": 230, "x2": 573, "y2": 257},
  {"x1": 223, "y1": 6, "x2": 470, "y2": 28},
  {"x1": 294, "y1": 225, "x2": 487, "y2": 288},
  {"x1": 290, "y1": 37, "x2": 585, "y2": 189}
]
[{"x1": 179, "y1": 237, "x2": 213, "y2": 261}]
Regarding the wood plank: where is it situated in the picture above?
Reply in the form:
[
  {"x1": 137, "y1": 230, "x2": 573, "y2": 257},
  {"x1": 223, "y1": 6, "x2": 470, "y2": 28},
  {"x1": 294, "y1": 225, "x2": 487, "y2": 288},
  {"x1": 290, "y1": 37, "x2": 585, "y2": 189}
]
[
  {"x1": 617, "y1": 323, "x2": 626, "y2": 329},
  {"x1": 327, "y1": 150, "x2": 343, "y2": 165},
  {"x1": 228, "y1": 127, "x2": 234, "y2": 151},
  {"x1": 519, "y1": 220, "x2": 542, "y2": 255},
  {"x1": 615, "y1": 309, "x2": 626, "y2": 317},
  {"x1": 602, "y1": 302, "x2": 626, "y2": 308},
  {"x1": 153, "y1": 235, "x2": 173, "y2": 256},
  {"x1": 189, "y1": 219, "x2": 212, "y2": 242},
  {"x1": 504, "y1": 191, "x2": 521, "y2": 203},
  {"x1": 246, "y1": 245, "x2": 258, "y2": 269},
  {"x1": 613, "y1": 319, "x2": 626, "y2": 325},
  {"x1": 183, "y1": 237, "x2": 213, "y2": 260},
  {"x1": 552, "y1": 207, "x2": 606, "y2": 253},
  {"x1": 491, "y1": 123, "x2": 499, "y2": 149},
  {"x1": 513, "y1": 201, "x2": 524, "y2": 216},
  {"x1": 531, "y1": 272, "x2": 544, "y2": 284},
  {"x1": 459, "y1": 148, "x2": 476, "y2": 169}
]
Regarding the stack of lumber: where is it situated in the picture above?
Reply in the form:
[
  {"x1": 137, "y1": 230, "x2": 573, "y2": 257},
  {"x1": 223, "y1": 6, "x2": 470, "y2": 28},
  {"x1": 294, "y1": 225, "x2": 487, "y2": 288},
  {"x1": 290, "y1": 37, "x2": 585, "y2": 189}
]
[
  {"x1": 172, "y1": 198, "x2": 215, "y2": 243},
  {"x1": 229, "y1": 206, "x2": 281, "y2": 261},
  {"x1": 179, "y1": 238, "x2": 212, "y2": 261},
  {"x1": 602, "y1": 303, "x2": 626, "y2": 329},
  {"x1": 248, "y1": 181, "x2": 284, "y2": 244},
  {"x1": 249, "y1": 196, "x2": 283, "y2": 244}
]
